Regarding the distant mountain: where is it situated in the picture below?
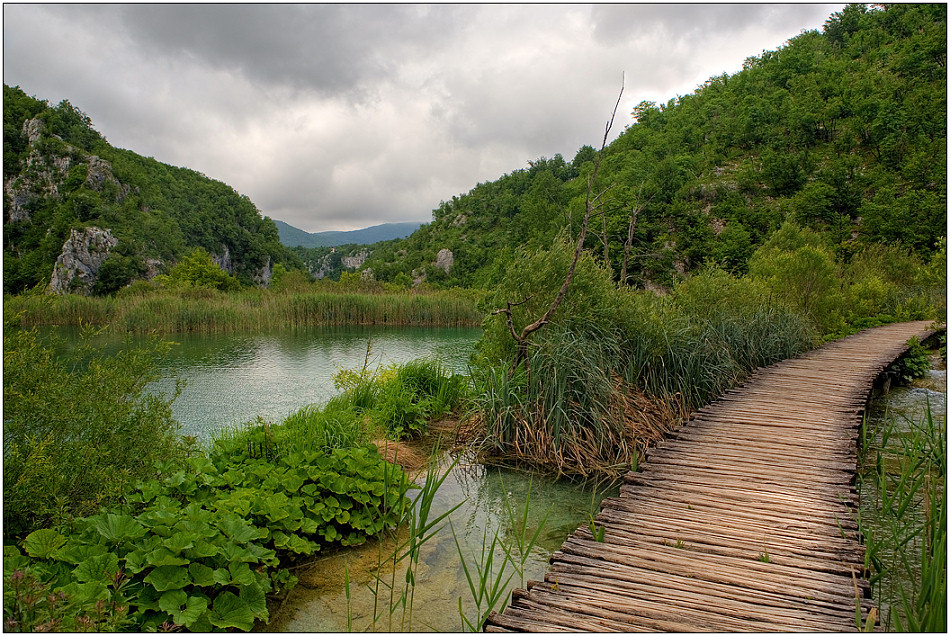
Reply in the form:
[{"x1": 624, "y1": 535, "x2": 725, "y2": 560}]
[{"x1": 274, "y1": 220, "x2": 423, "y2": 247}]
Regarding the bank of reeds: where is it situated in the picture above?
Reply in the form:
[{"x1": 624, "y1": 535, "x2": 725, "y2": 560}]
[
  {"x1": 3, "y1": 287, "x2": 484, "y2": 333},
  {"x1": 857, "y1": 400, "x2": 947, "y2": 632},
  {"x1": 467, "y1": 306, "x2": 813, "y2": 477}
]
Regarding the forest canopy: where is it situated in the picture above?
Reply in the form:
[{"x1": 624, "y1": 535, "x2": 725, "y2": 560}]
[{"x1": 3, "y1": 85, "x2": 301, "y2": 295}]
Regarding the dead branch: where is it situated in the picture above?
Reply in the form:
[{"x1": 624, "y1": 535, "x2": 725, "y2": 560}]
[
  {"x1": 501, "y1": 77, "x2": 625, "y2": 376},
  {"x1": 620, "y1": 183, "x2": 654, "y2": 285}
]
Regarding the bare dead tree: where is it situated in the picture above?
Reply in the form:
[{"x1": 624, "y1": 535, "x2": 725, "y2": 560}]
[
  {"x1": 620, "y1": 210, "x2": 638, "y2": 285},
  {"x1": 493, "y1": 80, "x2": 625, "y2": 378},
  {"x1": 620, "y1": 184, "x2": 654, "y2": 285}
]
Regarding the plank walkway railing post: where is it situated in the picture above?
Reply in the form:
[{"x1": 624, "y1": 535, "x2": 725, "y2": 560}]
[{"x1": 484, "y1": 320, "x2": 942, "y2": 632}]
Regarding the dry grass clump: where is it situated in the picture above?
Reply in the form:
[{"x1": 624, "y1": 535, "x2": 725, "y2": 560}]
[
  {"x1": 371, "y1": 438, "x2": 429, "y2": 473},
  {"x1": 461, "y1": 373, "x2": 685, "y2": 479},
  {"x1": 609, "y1": 379, "x2": 685, "y2": 457}
]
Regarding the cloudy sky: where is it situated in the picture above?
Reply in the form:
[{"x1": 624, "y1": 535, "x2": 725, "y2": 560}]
[{"x1": 4, "y1": 3, "x2": 843, "y2": 232}]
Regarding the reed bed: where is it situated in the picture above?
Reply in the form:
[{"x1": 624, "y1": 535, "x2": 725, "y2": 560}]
[
  {"x1": 468, "y1": 298, "x2": 814, "y2": 477},
  {"x1": 4, "y1": 288, "x2": 484, "y2": 333}
]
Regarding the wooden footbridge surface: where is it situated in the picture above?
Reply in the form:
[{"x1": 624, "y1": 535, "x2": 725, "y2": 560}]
[{"x1": 485, "y1": 320, "x2": 941, "y2": 632}]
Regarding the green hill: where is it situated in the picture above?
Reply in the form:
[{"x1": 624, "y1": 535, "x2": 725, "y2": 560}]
[
  {"x1": 363, "y1": 3, "x2": 946, "y2": 290},
  {"x1": 274, "y1": 219, "x2": 422, "y2": 247},
  {"x1": 3, "y1": 85, "x2": 301, "y2": 295}
]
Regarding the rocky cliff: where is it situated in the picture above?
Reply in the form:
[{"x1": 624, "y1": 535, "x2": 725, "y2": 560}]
[{"x1": 49, "y1": 226, "x2": 118, "y2": 294}]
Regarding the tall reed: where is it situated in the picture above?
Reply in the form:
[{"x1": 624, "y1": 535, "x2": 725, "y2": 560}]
[
  {"x1": 4, "y1": 287, "x2": 484, "y2": 333},
  {"x1": 856, "y1": 401, "x2": 946, "y2": 631},
  {"x1": 470, "y1": 299, "x2": 813, "y2": 476},
  {"x1": 367, "y1": 452, "x2": 462, "y2": 632}
]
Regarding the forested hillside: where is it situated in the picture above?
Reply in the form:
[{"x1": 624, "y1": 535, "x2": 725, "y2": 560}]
[
  {"x1": 3, "y1": 85, "x2": 301, "y2": 295},
  {"x1": 363, "y1": 3, "x2": 946, "y2": 289}
]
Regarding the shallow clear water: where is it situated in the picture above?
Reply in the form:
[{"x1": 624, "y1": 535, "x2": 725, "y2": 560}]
[
  {"x1": 43, "y1": 324, "x2": 620, "y2": 630},
  {"x1": 266, "y1": 453, "x2": 619, "y2": 632},
  {"x1": 861, "y1": 351, "x2": 947, "y2": 630}
]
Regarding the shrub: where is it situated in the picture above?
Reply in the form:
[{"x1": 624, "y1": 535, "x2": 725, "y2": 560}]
[
  {"x1": 3, "y1": 324, "x2": 186, "y2": 539},
  {"x1": 154, "y1": 247, "x2": 240, "y2": 292}
]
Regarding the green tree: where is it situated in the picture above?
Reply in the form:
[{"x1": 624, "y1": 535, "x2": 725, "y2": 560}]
[
  {"x1": 154, "y1": 247, "x2": 240, "y2": 291},
  {"x1": 749, "y1": 223, "x2": 842, "y2": 333}
]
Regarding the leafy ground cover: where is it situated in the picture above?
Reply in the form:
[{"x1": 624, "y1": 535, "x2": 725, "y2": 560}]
[{"x1": 4, "y1": 444, "x2": 411, "y2": 631}]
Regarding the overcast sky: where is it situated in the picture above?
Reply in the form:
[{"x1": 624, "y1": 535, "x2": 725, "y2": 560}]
[{"x1": 4, "y1": 3, "x2": 844, "y2": 232}]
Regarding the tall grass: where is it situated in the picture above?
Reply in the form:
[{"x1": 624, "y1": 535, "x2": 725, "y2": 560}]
[
  {"x1": 469, "y1": 245, "x2": 817, "y2": 476},
  {"x1": 211, "y1": 353, "x2": 469, "y2": 465},
  {"x1": 857, "y1": 401, "x2": 947, "y2": 632},
  {"x1": 3, "y1": 287, "x2": 484, "y2": 333},
  {"x1": 470, "y1": 300, "x2": 813, "y2": 476}
]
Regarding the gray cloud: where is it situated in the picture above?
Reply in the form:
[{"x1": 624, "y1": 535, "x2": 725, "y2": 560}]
[{"x1": 3, "y1": 3, "x2": 843, "y2": 232}]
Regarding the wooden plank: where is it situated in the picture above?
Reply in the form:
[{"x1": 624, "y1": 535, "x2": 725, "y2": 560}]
[
  {"x1": 595, "y1": 505, "x2": 864, "y2": 549},
  {"x1": 573, "y1": 526, "x2": 863, "y2": 578},
  {"x1": 527, "y1": 581, "x2": 851, "y2": 632},
  {"x1": 623, "y1": 472, "x2": 858, "y2": 506},
  {"x1": 544, "y1": 564, "x2": 866, "y2": 621},
  {"x1": 548, "y1": 552, "x2": 875, "y2": 612},
  {"x1": 615, "y1": 482, "x2": 857, "y2": 520},
  {"x1": 595, "y1": 507, "x2": 865, "y2": 557},
  {"x1": 608, "y1": 489, "x2": 860, "y2": 532},
  {"x1": 559, "y1": 537, "x2": 870, "y2": 597},
  {"x1": 622, "y1": 469, "x2": 859, "y2": 503}
]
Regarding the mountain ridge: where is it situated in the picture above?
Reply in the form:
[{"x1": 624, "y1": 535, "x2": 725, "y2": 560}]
[{"x1": 274, "y1": 219, "x2": 423, "y2": 248}]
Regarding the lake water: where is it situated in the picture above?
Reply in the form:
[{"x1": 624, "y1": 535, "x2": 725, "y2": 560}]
[{"x1": 113, "y1": 326, "x2": 482, "y2": 440}]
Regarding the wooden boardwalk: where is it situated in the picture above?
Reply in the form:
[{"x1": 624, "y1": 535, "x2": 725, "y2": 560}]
[{"x1": 485, "y1": 321, "x2": 940, "y2": 632}]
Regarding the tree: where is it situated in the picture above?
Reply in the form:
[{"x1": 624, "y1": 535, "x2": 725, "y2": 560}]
[
  {"x1": 154, "y1": 247, "x2": 240, "y2": 291},
  {"x1": 749, "y1": 222, "x2": 842, "y2": 332}
]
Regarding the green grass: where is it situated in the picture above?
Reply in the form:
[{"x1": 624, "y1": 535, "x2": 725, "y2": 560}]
[{"x1": 212, "y1": 354, "x2": 470, "y2": 465}]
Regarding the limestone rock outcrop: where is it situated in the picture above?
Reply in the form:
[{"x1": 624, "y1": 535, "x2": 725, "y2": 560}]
[
  {"x1": 49, "y1": 227, "x2": 118, "y2": 295},
  {"x1": 341, "y1": 250, "x2": 370, "y2": 270},
  {"x1": 435, "y1": 248, "x2": 454, "y2": 274}
]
